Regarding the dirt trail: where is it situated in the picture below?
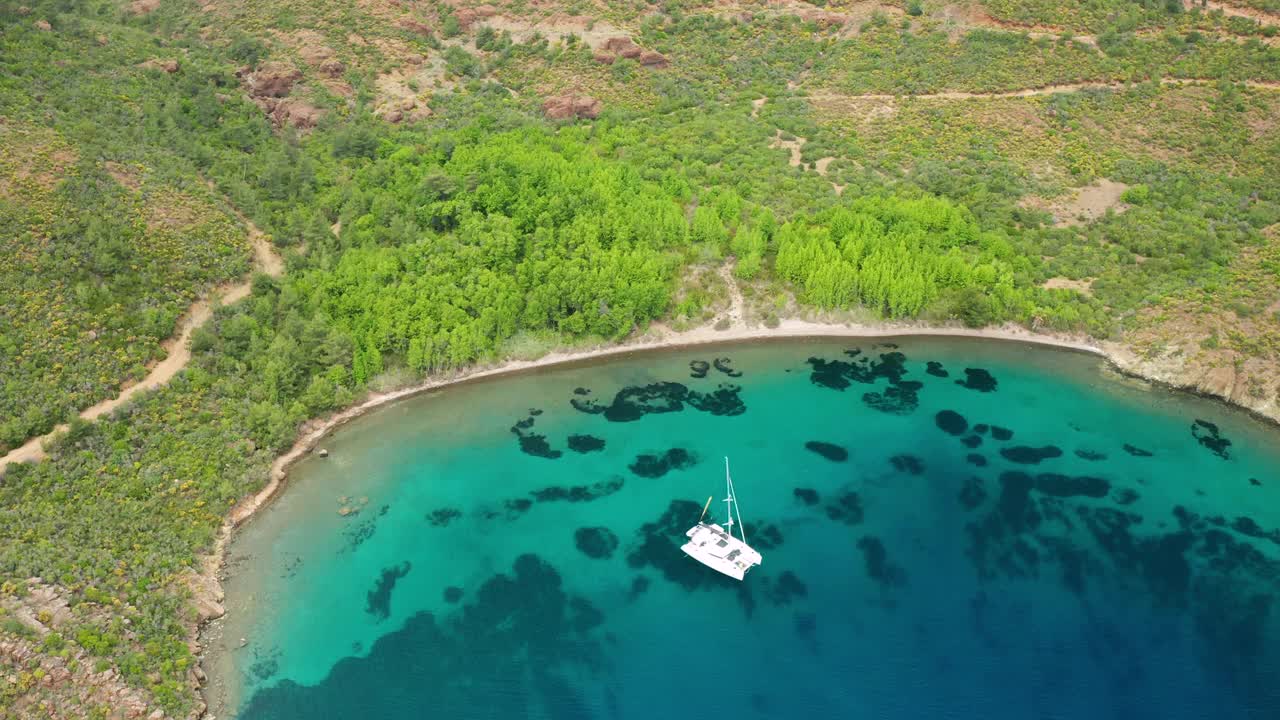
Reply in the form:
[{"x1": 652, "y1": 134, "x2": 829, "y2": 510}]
[
  {"x1": 0, "y1": 222, "x2": 282, "y2": 474},
  {"x1": 809, "y1": 77, "x2": 1280, "y2": 103},
  {"x1": 719, "y1": 261, "x2": 747, "y2": 326},
  {"x1": 1199, "y1": 0, "x2": 1280, "y2": 27},
  {"x1": 769, "y1": 129, "x2": 806, "y2": 166}
]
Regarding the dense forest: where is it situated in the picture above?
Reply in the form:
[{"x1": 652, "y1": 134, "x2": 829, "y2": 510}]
[{"x1": 1, "y1": 0, "x2": 1278, "y2": 716}]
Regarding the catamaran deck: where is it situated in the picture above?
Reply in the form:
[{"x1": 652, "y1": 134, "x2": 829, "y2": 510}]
[{"x1": 681, "y1": 522, "x2": 762, "y2": 580}]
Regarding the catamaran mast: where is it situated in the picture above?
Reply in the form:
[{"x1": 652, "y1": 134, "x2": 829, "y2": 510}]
[
  {"x1": 724, "y1": 457, "x2": 748, "y2": 543},
  {"x1": 723, "y1": 457, "x2": 734, "y2": 536}
]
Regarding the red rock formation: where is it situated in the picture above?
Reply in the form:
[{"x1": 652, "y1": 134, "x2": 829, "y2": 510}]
[
  {"x1": 399, "y1": 19, "x2": 434, "y2": 37},
  {"x1": 245, "y1": 61, "x2": 302, "y2": 99},
  {"x1": 638, "y1": 50, "x2": 668, "y2": 68},
  {"x1": 454, "y1": 4, "x2": 496, "y2": 30},
  {"x1": 127, "y1": 0, "x2": 159, "y2": 15},
  {"x1": 271, "y1": 98, "x2": 324, "y2": 129},
  {"x1": 542, "y1": 94, "x2": 602, "y2": 120},
  {"x1": 140, "y1": 58, "x2": 180, "y2": 73}
]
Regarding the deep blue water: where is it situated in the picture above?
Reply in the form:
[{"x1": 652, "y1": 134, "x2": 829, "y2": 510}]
[{"x1": 211, "y1": 339, "x2": 1280, "y2": 720}]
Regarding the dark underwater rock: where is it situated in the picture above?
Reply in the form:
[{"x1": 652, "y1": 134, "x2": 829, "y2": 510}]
[
  {"x1": 955, "y1": 368, "x2": 998, "y2": 392},
  {"x1": 794, "y1": 488, "x2": 820, "y2": 506},
  {"x1": 751, "y1": 523, "x2": 785, "y2": 551},
  {"x1": 1075, "y1": 448, "x2": 1107, "y2": 461},
  {"x1": 807, "y1": 351, "x2": 922, "y2": 414},
  {"x1": 365, "y1": 561, "x2": 411, "y2": 621},
  {"x1": 629, "y1": 448, "x2": 699, "y2": 478},
  {"x1": 1034, "y1": 473, "x2": 1110, "y2": 498},
  {"x1": 574, "y1": 527, "x2": 620, "y2": 559},
  {"x1": 1000, "y1": 445, "x2": 1062, "y2": 465},
  {"x1": 966, "y1": 453, "x2": 987, "y2": 467},
  {"x1": 958, "y1": 476, "x2": 987, "y2": 510},
  {"x1": 1123, "y1": 443, "x2": 1153, "y2": 457},
  {"x1": 804, "y1": 441, "x2": 848, "y2": 462},
  {"x1": 628, "y1": 576, "x2": 650, "y2": 599},
  {"x1": 686, "y1": 383, "x2": 747, "y2": 416},
  {"x1": 530, "y1": 476, "x2": 624, "y2": 503},
  {"x1": 427, "y1": 507, "x2": 462, "y2": 527},
  {"x1": 857, "y1": 536, "x2": 906, "y2": 588},
  {"x1": 240, "y1": 554, "x2": 605, "y2": 719},
  {"x1": 713, "y1": 357, "x2": 742, "y2": 377},
  {"x1": 1191, "y1": 419, "x2": 1232, "y2": 460},
  {"x1": 973, "y1": 423, "x2": 989, "y2": 435},
  {"x1": 935, "y1": 410, "x2": 968, "y2": 436},
  {"x1": 962, "y1": 435, "x2": 983, "y2": 449},
  {"x1": 1230, "y1": 516, "x2": 1280, "y2": 546},
  {"x1": 1082, "y1": 505, "x2": 1193, "y2": 607},
  {"x1": 825, "y1": 491, "x2": 864, "y2": 525},
  {"x1": 516, "y1": 433, "x2": 562, "y2": 459},
  {"x1": 861, "y1": 382, "x2": 921, "y2": 415},
  {"x1": 510, "y1": 412, "x2": 561, "y2": 458},
  {"x1": 1112, "y1": 488, "x2": 1141, "y2": 506},
  {"x1": 566, "y1": 434, "x2": 606, "y2": 453},
  {"x1": 806, "y1": 351, "x2": 910, "y2": 390},
  {"x1": 570, "y1": 381, "x2": 684, "y2": 421},
  {"x1": 925, "y1": 361, "x2": 949, "y2": 378},
  {"x1": 765, "y1": 570, "x2": 808, "y2": 605},
  {"x1": 571, "y1": 381, "x2": 745, "y2": 421},
  {"x1": 443, "y1": 586, "x2": 463, "y2": 604},
  {"x1": 890, "y1": 454, "x2": 924, "y2": 475},
  {"x1": 341, "y1": 505, "x2": 389, "y2": 553},
  {"x1": 989, "y1": 426, "x2": 1014, "y2": 441},
  {"x1": 504, "y1": 498, "x2": 533, "y2": 517},
  {"x1": 689, "y1": 360, "x2": 710, "y2": 378}
]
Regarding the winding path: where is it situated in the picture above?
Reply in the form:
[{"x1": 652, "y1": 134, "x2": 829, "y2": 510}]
[
  {"x1": 808, "y1": 77, "x2": 1280, "y2": 103},
  {"x1": 0, "y1": 218, "x2": 283, "y2": 474}
]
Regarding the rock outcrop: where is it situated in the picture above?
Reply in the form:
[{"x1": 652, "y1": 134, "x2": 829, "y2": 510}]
[
  {"x1": 128, "y1": 0, "x2": 160, "y2": 15},
  {"x1": 638, "y1": 50, "x2": 668, "y2": 68},
  {"x1": 592, "y1": 36, "x2": 666, "y2": 68},
  {"x1": 453, "y1": 4, "x2": 496, "y2": 30},
  {"x1": 399, "y1": 19, "x2": 434, "y2": 36},
  {"x1": 237, "y1": 61, "x2": 325, "y2": 129},
  {"x1": 243, "y1": 61, "x2": 302, "y2": 99},
  {"x1": 270, "y1": 98, "x2": 324, "y2": 129},
  {"x1": 298, "y1": 43, "x2": 344, "y2": 78},
  {"x1": 542, "y1": 94, "x2": 602, "y2": 120},
  {"x1": 140, "y1": 58, "x2": 180, "y2": 73}
]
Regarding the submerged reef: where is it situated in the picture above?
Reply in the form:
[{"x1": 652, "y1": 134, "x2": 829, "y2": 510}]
[{"x1": 804, "y1": 441, "x2": 849, "y2": 462}]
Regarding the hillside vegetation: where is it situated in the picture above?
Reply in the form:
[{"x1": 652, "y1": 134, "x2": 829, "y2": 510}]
[{"x1": 1, "y1": 0, "x2": 1278, "y2": 717}]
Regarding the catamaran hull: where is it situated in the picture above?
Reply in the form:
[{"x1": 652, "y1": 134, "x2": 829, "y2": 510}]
[{"x1": 680, "y1": 522, "x2": 762, "y2": 581}]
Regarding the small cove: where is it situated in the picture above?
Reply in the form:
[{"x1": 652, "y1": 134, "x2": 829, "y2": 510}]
[{"x1": 205, "y1": 337, "x2": 1280, "y2": 719}]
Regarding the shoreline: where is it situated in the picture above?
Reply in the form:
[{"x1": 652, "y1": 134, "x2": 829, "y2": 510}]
[{"x1": 195, "y1": 317, "x2": 1275, "y2": 718}]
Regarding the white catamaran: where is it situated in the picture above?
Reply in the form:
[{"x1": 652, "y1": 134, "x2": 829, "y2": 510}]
[{"x1": 680, "y1": 457, "x2": 763, "y2": 581}]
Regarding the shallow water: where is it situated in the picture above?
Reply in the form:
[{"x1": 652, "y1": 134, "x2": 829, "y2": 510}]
[{"x1": 208, "y1": 338, "x2": 1280, "y2": 720}]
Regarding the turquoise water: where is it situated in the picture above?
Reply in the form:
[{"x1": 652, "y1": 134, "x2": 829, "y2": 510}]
[{"x1": 210, "y1": 338, "x2": 1280, "y2": 720}]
